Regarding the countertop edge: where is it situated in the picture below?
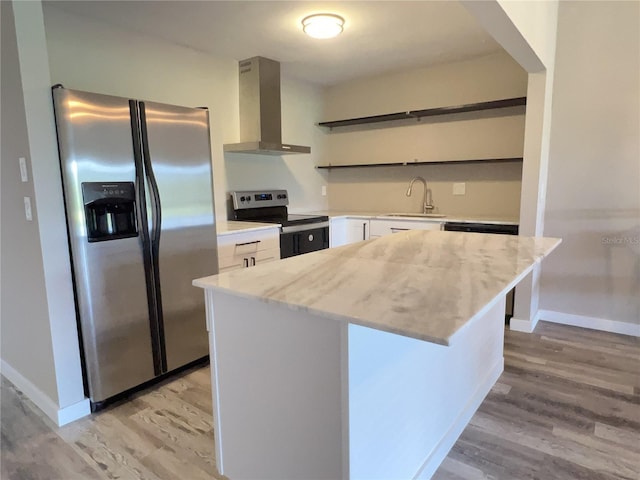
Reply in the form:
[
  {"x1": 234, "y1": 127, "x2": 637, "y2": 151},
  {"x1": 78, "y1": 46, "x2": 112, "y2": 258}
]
[
  {"x1": 216, "y1": 222, "x2": 281, "y2": 236},
  {"x1": 192, "y1": 277, "x2": 452, "y2": 346},
  {"x1": 195, "y1": 234, "x2": 562, "y2": 347},
  {"x1": 320, "y1": 213, "x2": 519, "y2": 226},
  {"x1": 447, "y1": 237, "x2": 562, "y2": 345}
]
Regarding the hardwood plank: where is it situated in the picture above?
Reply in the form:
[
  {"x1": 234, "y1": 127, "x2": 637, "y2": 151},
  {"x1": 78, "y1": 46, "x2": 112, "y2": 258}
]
[
  {"x1": 2, "y1": 321, "x2": 638, "y2": 480},
  {"x1": 1, "y1": 381, "x2": 103, "y2": 480},
  {"x1": 434, "y1": 321, "x2": 640, "y2": 480},
  {"x1": 436, "y1": 456, "x2": 495, "y2": 479},
  {"x1": 138, "y1": 445, "x2": 218, "y2": 480},
  {"x1": 505, "y1": 354, "x2": 636, "y2": 395},
  {"x1": 593, "y1": 423, "x2": 640, "y2": 453},
  {"x1": 469, "y1": 412, "x2": 639, "y2": 479}
]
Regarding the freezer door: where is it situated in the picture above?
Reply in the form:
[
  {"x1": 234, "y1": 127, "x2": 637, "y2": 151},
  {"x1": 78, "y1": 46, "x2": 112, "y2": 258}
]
[
  {"x1": 140, "y1": 101, "x2": 218, "y2": 372},
  {"x1": 52, "y1": 88, "x2": 156, "y2": 402}
]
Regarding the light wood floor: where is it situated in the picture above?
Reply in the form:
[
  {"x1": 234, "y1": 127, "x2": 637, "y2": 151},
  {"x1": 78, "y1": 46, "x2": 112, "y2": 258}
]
[{"x1": 2, "y1": 321, "x2": 639, "y2": 480}]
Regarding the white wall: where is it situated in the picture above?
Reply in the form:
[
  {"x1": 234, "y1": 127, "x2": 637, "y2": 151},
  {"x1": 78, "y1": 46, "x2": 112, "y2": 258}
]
[
  {"x1": 0, "y1": 2, "x2": 328, "y2": 423},
  {"x1": 462, "y1": 0, "x2": 558, "y2": 72},
  {"x1": 323, "y1": 52, "x2": 527, "y2": 216},
  {"x1": 463, "y1": 0, "x2": 559, "y2": 332},
  {"x1": 496, "y1": 0, "x2": 558, "y2": 69},
  {"x1": 42, "y1": 5, "x2": 328, "y2": 220},
  {"x1": 539, "y1": 1, "x2": 640, "y2": 332},
  {"x1": 1, "y1": 0, "x2": 59, "y2": 404},
  {"x1": 225, "y1": 76, "x2": 328, "y2": 214},
  {"x1": 2, "y1": 0, "x2": 89, "y2": 425}
]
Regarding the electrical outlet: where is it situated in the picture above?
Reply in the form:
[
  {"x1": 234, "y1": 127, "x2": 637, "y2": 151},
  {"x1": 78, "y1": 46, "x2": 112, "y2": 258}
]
[
  {"x1": 453, "y1": 182, "x2": 466, "y2": 196},
  {"x1": 321, "y1": 185, "x2": 327, "y2": 196},
  {"x1": 24, "y1": 196, "x2": 33, "y2": 221},
  {"x1": 19, "y1": 157, "x2": 28, "y2": 182}
]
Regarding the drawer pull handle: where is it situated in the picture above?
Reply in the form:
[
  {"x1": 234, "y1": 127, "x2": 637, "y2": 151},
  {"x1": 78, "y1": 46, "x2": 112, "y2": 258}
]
[
  {"x1": 235, "y1": 240, "x2": 261, "y2": 247},
  {"x1": 243, "y1": 258, "x2": 249, "y2": 268},
  {"x1": 390, "y1": 228, "x2": 410, "y2": 232},
  {"x1": 251, "y1": 256, "x2": 256, "y2": 266}
]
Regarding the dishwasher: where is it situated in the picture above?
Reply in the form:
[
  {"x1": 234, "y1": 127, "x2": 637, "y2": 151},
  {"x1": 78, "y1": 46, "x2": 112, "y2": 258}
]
[{"x1": 443, "y1": 222, "x2": 519, "y2": 322}]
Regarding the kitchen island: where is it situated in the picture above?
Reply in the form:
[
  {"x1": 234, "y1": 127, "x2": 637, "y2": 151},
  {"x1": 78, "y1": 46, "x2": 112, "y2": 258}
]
[{"x1": 194, "y1": 230, "x2": 560, "y2": 480}]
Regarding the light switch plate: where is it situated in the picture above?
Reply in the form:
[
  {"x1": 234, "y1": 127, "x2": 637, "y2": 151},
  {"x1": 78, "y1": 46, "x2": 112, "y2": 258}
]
[
  {"x1": 453, "y1": 182, "x2": 466, "y2": 196},
  {"x1": 24, "y1": 196, "x2": 33, "y2": 221},
  {"x1": 19, "y1": 157, "x2": 28, "y2": 182},
  {"x1": 321, "y1": 185, "x2": 327, "y2": 196}
]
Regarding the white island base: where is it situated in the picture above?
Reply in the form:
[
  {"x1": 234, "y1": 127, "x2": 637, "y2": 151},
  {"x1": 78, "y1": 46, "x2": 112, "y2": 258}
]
[{"x1": 206, "y1": 290, "x2": 506, "y2": 480}]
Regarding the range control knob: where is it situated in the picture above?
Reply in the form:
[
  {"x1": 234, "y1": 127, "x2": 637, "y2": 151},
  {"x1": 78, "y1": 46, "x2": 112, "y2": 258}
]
[
  {"x1": 240, "y1": 196, "x2": 246, "y2": 202},
  {"x1": 282, "y1": 194, "x2": 287, "y2": 198},
  {"x1": 246, "y1": 197, "x2": 251, "y2": 202}
]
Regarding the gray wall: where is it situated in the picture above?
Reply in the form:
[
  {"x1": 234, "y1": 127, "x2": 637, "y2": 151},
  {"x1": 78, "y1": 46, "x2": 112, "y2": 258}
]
[
  {"x1": 43, "y1": 5, "x2": 329, "y2": 220},
  {"x1": 540, "y1": 1, "x2": 640, "y2": 326},
  {"x1": 323, "y1": 52, "x2": 528, "y2": 218},
  {"x1": 1, "y1": 0, "x2": 59, "y2": 403}
]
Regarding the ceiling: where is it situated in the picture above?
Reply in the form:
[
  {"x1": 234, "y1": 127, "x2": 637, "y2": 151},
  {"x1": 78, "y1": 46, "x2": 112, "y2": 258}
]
[{"x1": 44, "y1": 1, "x2": 503, "y2": 86}]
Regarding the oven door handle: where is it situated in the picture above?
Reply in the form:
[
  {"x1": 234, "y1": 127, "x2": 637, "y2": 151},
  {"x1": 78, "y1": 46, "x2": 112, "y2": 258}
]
[
  {"x1": 280, "y1": 220, "x2": 330, "y2": 234},
  {"x1": 293, "y1": 234, "x2": 300, "y2": 255}
]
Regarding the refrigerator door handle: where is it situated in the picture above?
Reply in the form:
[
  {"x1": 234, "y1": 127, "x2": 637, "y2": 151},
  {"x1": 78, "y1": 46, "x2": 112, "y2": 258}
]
[
  {"x1": 130, "y1": 100, "x2": 163, "y2": 375},
  {"x1": 139, "y1": 101, "x2": 167, "y2": 372}
]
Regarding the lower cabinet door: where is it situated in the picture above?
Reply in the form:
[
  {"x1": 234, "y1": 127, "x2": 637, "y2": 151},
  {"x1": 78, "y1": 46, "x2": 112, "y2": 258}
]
[
  {"x1": 218, "y1": 254, "x2": 249, "y2": 273},
  {"x1": 346, "y1": 219, "x2": 369, "y2": 243},
  {"x1": 252, "y1": 248, "x2": 281, "y2": 266},
  {"x1": 219, "y1": 248, "x2": 281, "y2": 272}
]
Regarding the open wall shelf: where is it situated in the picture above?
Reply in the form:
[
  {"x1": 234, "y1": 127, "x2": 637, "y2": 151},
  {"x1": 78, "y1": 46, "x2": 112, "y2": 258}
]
[
  {"x1": 316, "y1": 157, "x2": 524, "y2": 170},
  {"x1": 318, "y1": 97, "x2": 527, "y2": 129}
]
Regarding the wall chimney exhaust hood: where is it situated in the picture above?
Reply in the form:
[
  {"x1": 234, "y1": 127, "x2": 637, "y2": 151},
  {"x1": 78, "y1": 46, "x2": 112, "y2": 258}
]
[{"x1": 223, "y1": 57, "x2": 311, "y2": 155}]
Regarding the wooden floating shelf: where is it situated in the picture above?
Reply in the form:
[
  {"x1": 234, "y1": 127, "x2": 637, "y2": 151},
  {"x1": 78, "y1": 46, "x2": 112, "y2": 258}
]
[
  {"x1": 316, "y1": 158, "x2": 524, "y2": 170},
  {"x1": 318, "y1": 97, "x2": 527, "y2": 129}
]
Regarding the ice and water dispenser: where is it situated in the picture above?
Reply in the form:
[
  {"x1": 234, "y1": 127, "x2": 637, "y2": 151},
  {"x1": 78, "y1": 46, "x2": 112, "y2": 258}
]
[{"x1": 81, "y1": 182, "x2": 138, "y2": 242}]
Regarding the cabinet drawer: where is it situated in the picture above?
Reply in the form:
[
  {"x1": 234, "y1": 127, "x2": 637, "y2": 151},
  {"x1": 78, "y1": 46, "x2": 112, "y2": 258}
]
[
  {"x1": 369, "y1": 219, "x2": 443, "y2": 237},
  {"x1": 217, "y1": 228, "x2": 280, "y2": 258},
  {"x1": 218, "y1": 247, "x2": 281, "y2": 273}
]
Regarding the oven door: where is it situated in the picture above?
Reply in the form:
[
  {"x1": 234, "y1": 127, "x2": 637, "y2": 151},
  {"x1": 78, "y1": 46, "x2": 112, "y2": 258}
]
[{"x1": 280, "y1": 224, "x2": 329, "y2": 258}]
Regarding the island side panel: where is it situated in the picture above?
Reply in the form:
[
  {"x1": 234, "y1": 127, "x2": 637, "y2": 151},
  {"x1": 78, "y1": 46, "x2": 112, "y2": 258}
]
[
  {"x1": 207, "y1": 291, "x2": 347, "y2": 480},
  {"x1": 348, "y1": 298, "x2": 506, "y2": 480}
]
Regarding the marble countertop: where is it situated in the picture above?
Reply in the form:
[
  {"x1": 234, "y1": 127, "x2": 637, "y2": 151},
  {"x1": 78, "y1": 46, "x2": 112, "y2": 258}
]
[
  {"x1": 216, "y1": 220, "x2": 281, "y2": 236},
  {"x1": 304, "y1": 210, "x2": 519, "y2": 226},
  {"x1": 195, "y1": 230, "x2": 560, "y2": 346}
]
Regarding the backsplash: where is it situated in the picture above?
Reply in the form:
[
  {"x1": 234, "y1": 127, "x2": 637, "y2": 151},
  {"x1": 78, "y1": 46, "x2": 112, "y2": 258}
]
[{"x1": 327, "y1": 161, "x2": 522, "y2": 218}]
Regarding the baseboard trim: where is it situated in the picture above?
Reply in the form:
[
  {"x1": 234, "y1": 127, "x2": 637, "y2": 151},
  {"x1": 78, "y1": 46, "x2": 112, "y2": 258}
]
[
  {"x1": 538, "y1": 310, "x2": 640, "y2": 337},
  {"x1": 1, "y1": 359, "x2": 90, "y2": 426},
  {"x1": 57, "y1": 397, "x2": 91, "y2": 426},
  {"x1": 509, "y1": 310, "x2": 542, "y2": 333},
  {"x1": 413, "y1": 357, "x2": 504, "y2": 480}
]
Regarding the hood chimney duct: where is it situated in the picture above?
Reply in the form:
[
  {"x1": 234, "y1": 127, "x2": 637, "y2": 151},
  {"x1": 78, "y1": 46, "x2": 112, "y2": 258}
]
[{"x1": 224, "y1": 57, "x2": 311, "y2": 155}]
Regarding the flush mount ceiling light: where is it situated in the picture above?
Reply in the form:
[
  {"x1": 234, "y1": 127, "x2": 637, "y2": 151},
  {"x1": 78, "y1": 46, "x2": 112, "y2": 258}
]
[{"x1": 302, "y1": 13, "x2": 345, "y2": 39}]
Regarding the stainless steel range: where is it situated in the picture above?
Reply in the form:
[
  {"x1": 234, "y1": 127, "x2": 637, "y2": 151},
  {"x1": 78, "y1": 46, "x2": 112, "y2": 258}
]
[{"x1": 230, "y1": 190, "x2": 329, "y2": 258}]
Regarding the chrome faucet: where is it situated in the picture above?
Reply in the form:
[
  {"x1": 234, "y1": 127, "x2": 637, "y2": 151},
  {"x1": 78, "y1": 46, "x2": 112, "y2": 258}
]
[{"x1": 406, "y1": 176, "x2": 434, "y2": 214}]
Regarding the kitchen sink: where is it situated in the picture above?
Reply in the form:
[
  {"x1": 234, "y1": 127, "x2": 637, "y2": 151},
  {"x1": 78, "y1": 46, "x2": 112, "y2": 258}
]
[{"x1": 385, "y1": 213, "x2": 447, "y2": 218}]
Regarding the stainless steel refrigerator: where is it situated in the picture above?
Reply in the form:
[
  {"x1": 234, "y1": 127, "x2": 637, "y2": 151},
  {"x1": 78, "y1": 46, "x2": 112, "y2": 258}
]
[{"x1": 52, "y1": 86, "x2": 218, "y2": 408}]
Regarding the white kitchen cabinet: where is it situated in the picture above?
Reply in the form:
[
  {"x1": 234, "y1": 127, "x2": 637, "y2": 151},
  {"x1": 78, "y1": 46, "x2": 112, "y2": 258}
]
[
  {"x1": 330, "y1": 217, "x2": 370, "y2": 247},
  {"x1": 369, "y1": 218, "x2": 443, "y2": 238},
  {"x1": 217, "y1": 227, "x2": 280, "y2": 273}
]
